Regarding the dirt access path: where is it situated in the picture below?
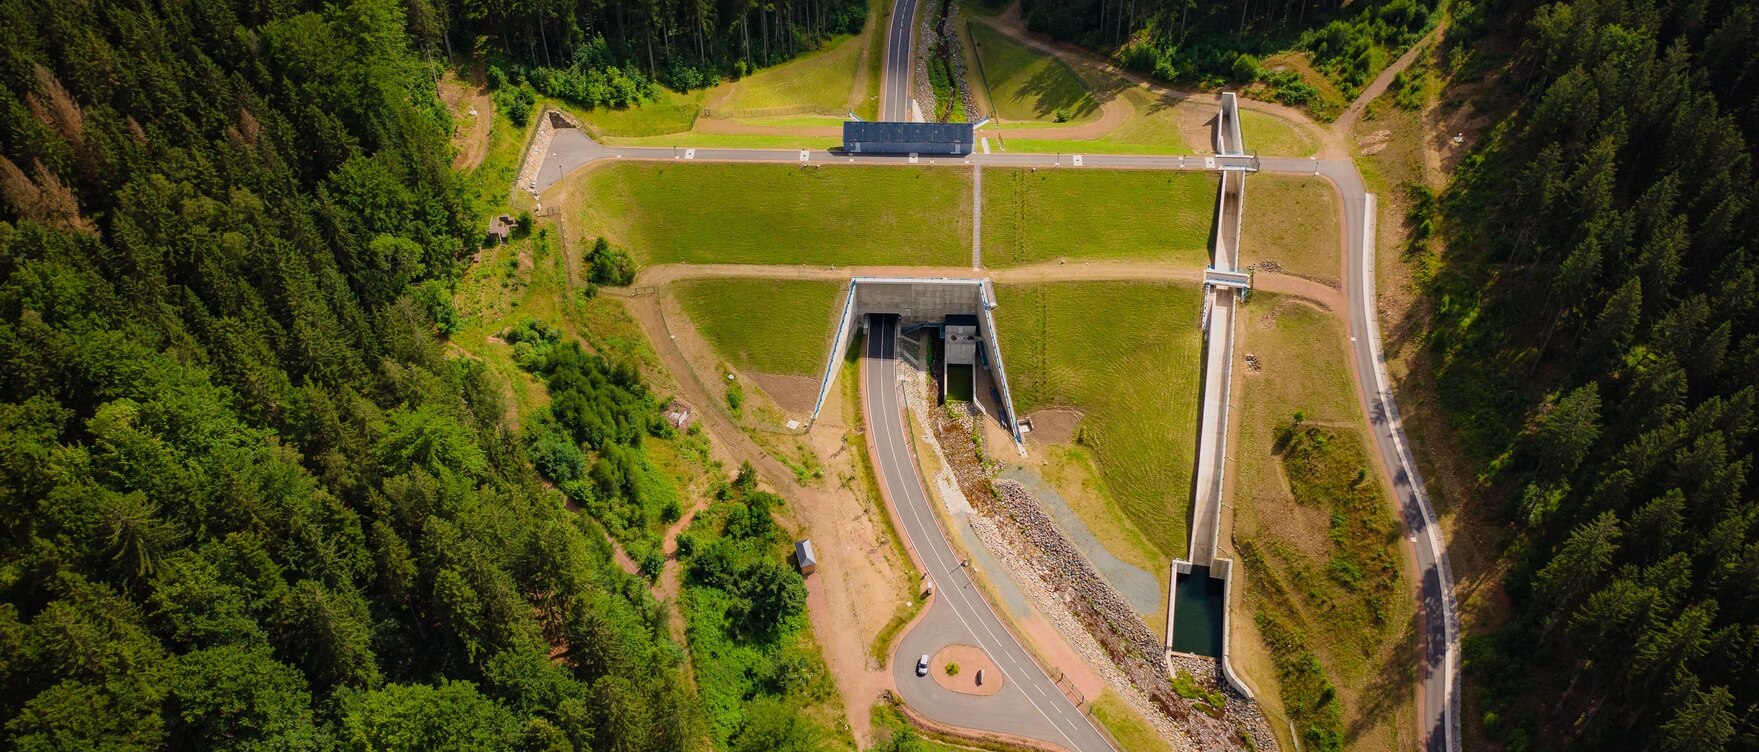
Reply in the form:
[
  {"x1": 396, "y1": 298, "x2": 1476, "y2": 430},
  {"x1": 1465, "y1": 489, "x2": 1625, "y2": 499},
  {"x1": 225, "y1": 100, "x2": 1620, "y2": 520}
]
[
  {"x1": 1331, "y1": 21, "x2": 1448, "y2": 140},
  {"x1": 608, "y1": 288, "x2": 911, "y2": 747},
  {"x1": 631, "y1": 260, "x2": 1347, "y2": 311},
  {"x1": 440, "y1": 64, "x2": 493, "y2": 171}
]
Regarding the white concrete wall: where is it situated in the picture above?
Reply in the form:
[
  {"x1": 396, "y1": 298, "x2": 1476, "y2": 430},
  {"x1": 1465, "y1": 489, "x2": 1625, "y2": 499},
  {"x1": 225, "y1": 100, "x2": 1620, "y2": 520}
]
[{"x1": 808, "y1": 278, "x2": 1026, "y2": 451}]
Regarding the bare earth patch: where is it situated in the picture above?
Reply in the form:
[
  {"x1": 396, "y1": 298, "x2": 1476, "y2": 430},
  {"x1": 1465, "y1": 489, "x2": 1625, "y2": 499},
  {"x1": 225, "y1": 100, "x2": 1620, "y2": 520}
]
[
  {"x1": 438, "y1": 69, "x2": 492, "y2": 171},
  {"x1": 1023, "y1": 408, "x2": 1082, "y2": 445},
  {"x1": 930, "y1": 645, "x2": 1003, "y2": 696},
  {"x1": 750, "y1": 372, "x2": 821, "y2": 415}
]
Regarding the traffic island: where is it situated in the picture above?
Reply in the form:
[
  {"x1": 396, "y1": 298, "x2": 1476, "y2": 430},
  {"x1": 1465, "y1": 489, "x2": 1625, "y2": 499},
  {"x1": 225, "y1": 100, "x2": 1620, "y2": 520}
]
[{"x1": 932, "y1": 644, "x2": 1004, "y2": 696}]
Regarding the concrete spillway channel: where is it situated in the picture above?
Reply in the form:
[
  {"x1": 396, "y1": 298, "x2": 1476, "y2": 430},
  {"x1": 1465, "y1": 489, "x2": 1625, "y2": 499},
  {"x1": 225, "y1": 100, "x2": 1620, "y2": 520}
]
[{"x1": 1167, "y1": 93, "x2": 1256, "y2": 700}]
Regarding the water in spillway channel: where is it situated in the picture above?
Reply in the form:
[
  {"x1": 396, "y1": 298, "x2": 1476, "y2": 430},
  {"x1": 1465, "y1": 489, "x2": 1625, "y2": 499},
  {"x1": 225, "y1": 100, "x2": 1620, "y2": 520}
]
[{"x1": 1171, "y1": 566, "x2": 1225, "y2": 658}]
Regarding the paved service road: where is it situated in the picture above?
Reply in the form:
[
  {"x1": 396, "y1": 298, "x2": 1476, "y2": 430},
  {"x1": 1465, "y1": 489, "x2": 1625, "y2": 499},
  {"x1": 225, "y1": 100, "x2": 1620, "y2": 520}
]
[
  {"x1": 1327, "y1": 167, "x2": 1459, "y2": 752},
  {"x1": 531, "y1": 128, "x2": 1462, "y2": 752},
  {"x1": 866, "y1": 315, "x2": 1115, "y2": 752},
  {"x1": 880, "y1": 0, "x2": 919, "y2": 120}
]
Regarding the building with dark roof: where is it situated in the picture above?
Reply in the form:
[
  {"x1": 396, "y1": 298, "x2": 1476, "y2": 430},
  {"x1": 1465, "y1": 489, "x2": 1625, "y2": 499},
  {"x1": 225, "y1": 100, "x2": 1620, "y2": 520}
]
[{"x1": 843, "y1": 121, "x2": 974, "y2": 155}]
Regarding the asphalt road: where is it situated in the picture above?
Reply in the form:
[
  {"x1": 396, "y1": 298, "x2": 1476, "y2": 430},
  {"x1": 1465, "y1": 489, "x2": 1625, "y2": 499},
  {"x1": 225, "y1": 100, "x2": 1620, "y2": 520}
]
[
  {"x1": 866, "y1": 315, "x2": 1115, "y2": 752},
  {"x1": 1332, "y1": 175, "x2": 1460, "y2": 752},
  {"x1": 880, "y1": 0, "x2": 919, "y2": 121},
  {"x1": 531, "y1": 127, "x2": 1462, "y2": 752}
]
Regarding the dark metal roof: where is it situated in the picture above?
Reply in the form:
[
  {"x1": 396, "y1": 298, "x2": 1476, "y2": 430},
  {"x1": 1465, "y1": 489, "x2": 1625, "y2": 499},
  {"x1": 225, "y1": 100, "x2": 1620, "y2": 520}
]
[{"x1": 843, "y1": 121, "x2": 974, "y2": 146}]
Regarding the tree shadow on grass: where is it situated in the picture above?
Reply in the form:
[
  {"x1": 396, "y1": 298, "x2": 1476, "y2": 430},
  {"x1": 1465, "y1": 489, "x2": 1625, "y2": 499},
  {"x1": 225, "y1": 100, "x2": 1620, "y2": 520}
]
[
  {"x1": 1344, "y1": 590, "x2": 1424, "y2": 746},
  {"x1": 1015, "y1": 64, "x2": 1102, "y2": 120}
]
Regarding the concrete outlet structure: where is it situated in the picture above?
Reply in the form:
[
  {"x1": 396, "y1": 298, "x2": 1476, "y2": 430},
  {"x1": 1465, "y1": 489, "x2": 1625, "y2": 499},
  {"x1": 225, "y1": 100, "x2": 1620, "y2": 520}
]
[
  {"x1": 809, "y1": 277, "x2": 1025, "y2": 451},
  {"x1": 1167, "y1": 92, "x2": 1257, "y2": 701}
]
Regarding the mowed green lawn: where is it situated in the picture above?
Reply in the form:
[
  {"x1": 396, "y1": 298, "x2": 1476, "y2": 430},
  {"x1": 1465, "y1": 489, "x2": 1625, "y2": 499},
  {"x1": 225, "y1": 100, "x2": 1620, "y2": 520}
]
[
  {"x1": 1240, "y1": 174, "x2": 1342, "y2": 284},
  {"x1": 1238, "y1": 109, "x2": 1320, "y2": 157},
  {"x1": 675, "y1": 279, "x2": 843, "y2": 376},
  {"x1": 578, "y1": 88, "x2": 705, "y2": 137},
  {"x1": 1002, "y1": 88, "x2": 1195, "y2": 156},
  {"x1": 571, "y1": 162, "x2": 972, "y2": 266},
  {"x1": 719, "y1": 32, "x2": 864, "y2": 113},
  {"x1": 994, "y1": 281, "x2": 1204, "y2": 560},
  {"x1": 969, "y1": 22, "x2": 1097, "y2": 123},
  {"x1": 982, "y1": 167, "x2": 1215, "y2": 267}
]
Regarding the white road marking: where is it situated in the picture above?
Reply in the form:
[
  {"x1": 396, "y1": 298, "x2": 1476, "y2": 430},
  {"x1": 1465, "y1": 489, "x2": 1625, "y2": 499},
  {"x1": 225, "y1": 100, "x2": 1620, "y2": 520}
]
[{"x1": 867, "y1": 319, "x2": 1109, "y2": 751}]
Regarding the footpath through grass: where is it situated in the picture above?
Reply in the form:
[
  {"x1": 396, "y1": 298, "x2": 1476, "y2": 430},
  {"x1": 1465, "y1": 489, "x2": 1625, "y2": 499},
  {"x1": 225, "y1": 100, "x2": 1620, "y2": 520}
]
[
  {"x1": 675, "y1": 278, "x2": 843, "y2": 376},
  {"x1": 982, "y1": 167, "x2": 1215, "y2": 267},
  {"x1": 993, "y1": 281, "x2": 1204, "y2": 564},
  {"x1": 569, "y1": 162, "x2": 972, "y2": 267},
  {"x1": 1230, "y1": 295, "x2": 1411, "y2": 752},
  {"x1": 1240, "y1": 174, "x2": 1343, "y2": 284},
  {"x1": 969, "y1": 21, "x2": 1097, "y2": 123}
]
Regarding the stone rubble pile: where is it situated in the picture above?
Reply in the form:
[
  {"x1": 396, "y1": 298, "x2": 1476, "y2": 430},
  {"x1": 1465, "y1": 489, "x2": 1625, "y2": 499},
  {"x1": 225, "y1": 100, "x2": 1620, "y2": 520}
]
[
  {"x1": 516, "y1": 113, "x2": 559, "y2": 192},
  {"x1": 911, "y1": 0, "x2": 980, "y2": 122},
  {"x1": 911, "y1": 0, "x2": 940, "y2": 118},
  {"x1": 1168, "y1": 654, "x2": 1279, "y2": 752},
  {"x1": 937, "y1": 3, "x2": 981, "y2": 122},
  {"x1": 984, "y1": 479, "x2": 1278, "y2": 751},
  {"x1": 966, "y1": 513, "x2": 1200, "y2": 751}
]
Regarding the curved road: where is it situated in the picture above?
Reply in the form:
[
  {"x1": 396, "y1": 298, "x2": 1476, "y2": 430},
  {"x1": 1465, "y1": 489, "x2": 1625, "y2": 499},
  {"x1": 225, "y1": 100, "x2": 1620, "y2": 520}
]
[
  {"x1": 865, "y1": 314, "x2": 1114, "y2": 752},
  {"x1": 533, "y1": 130, "x2": 1460, "y2": 752}
]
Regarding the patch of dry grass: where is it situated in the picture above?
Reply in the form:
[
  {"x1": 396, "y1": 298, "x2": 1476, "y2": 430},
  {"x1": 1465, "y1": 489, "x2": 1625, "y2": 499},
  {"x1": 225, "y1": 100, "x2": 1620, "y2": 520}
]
[{"x1": 1241, "y1": 174, "x2": 1343, "y2": 285}]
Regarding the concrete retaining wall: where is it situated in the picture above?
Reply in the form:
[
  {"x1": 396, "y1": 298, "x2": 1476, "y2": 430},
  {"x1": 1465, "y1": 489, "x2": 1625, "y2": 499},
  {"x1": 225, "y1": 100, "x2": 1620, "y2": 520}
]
[
  {"x1": 517, "y1": 110, "x2": 581, "y2": 193},
  {"x1": 809, "y1": 277, "x2": 1025, "y2": 451}
]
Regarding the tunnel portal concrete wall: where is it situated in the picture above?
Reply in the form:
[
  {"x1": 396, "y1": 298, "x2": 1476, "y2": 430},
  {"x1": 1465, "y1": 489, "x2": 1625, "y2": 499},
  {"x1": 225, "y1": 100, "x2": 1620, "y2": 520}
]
[{"x1": 810, "y1": 278, "x2": 1024, "y2": 451}]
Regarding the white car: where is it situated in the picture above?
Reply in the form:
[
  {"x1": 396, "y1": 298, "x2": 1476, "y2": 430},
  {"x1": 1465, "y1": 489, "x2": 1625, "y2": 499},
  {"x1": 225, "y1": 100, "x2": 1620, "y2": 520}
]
[{"x1": 916, "y1": 655, "x2": 930, "y2": 677}]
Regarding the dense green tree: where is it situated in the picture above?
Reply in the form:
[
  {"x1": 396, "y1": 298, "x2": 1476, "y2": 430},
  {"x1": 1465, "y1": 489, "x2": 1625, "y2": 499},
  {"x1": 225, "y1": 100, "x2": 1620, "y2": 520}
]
[
  {"x1": 337, "y1": 681, "x2": 520, "y2": 752},
  {"x1": 165, "y1": 645, "x2": 320, "y2": 751},
  {"x1": 731, "y1": 697, "x2": 820, "y2": 752},
  {"x1": 1432, "y1": 0, "x2": 1759, "y2": 747},
  {"x1": 0, "y1": 1, "x2": 709, "y2": 746}
]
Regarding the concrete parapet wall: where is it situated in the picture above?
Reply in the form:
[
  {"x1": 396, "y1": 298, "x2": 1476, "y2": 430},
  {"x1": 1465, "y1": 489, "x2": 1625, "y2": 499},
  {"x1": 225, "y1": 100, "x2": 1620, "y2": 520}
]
[
  {"x1": 810, "y1": 278, "x2": 1024, "y2": 451},
  {"x1": 850, "y1": 277, "x2": 987, "y2": 322},
  {"x1": 517, "y1": 110, "x2": 582, "y2": 193},
  {"x1": 1212, "y1": 558, "x2": 1254, "y2": 701}
]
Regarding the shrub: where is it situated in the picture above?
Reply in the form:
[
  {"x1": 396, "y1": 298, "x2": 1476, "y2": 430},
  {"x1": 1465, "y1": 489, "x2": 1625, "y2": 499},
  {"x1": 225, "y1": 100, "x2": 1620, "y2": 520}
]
[
  {"x1": 503, "y1": 317, "x2": 563, "y2": 348},
  {"x1": 638, "y1": 546, "x2": 665, "y2": 580},
  {"x1": 585, "y1": 236, "x2": 636, "y2": 286},
  {"x1": 1232, "y1": 53, "x2": 1261, "y2": 83},
  {"x1": 412, "y1": 279, "x2": 459, "y2": 335},
  {"x1": 493, "y1": 83, "x2": 536, "y2": 127},
  {"x1": 529, "y1": 426, "x2": 588, "y2": 482},
  {"x1": 726, "y1": 379, "x2": 745, "y2": 413},
  {"x1": 944, "y1": 662, "x2": 960, "y2": 676},
  {"x1": 1275, "y1": 79, "x2": 1319, "y2": 107}
]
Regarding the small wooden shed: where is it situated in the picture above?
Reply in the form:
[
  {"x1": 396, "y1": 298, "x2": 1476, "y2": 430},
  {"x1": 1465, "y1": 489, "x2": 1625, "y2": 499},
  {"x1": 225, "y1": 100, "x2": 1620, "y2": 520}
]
[
  {"x1": 794, "y1": 539, "x2": 817, "y2": 576},
  {"x1": 485, "y1": 214, "x2": 515, "y2": 246}
]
